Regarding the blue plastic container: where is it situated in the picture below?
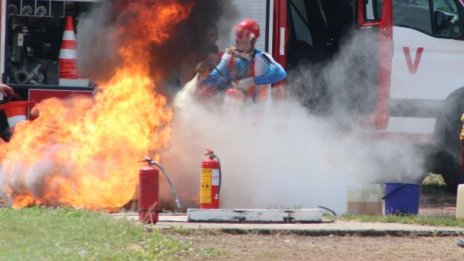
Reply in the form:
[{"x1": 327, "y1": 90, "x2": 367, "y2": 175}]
[{"x1": 383, "y1": 183, "x2": 421, "y2": 215}]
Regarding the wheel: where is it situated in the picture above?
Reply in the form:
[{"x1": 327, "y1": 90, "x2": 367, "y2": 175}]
[
  {"x1": 432, "y1": 91, "x2": 464, "y2": 192},
  {"x1": 429, "y1": 151, "x2": 464, "y2": 192}
]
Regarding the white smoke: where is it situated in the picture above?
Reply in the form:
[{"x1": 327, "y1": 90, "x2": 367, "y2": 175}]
[{"x1": 161, "y1": 32, "x2": 427, "y2": 215}]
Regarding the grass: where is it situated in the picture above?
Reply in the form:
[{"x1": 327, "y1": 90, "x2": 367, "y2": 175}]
[
  {"x1": 339, "y1": 214, "x2": 464, "y2": 227},
  {"x1": 0, "y1": 207, "x2": 224, "y2": 261}
]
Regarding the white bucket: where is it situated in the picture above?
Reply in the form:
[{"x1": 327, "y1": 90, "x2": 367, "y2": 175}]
[
  {"x1": 457, "y1": 184, "x2": 464, "y2": 220},
  {"x1": 347, "y1": 184, "x2": 383, "y2": 215}
]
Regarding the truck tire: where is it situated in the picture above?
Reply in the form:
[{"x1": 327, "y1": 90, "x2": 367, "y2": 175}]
[
  {"x1": 430, "y1": 151, "x2": 463, "y2": 192},
  {"x1": 433, "y1": 92, "x2": 464, "y2": 192}
]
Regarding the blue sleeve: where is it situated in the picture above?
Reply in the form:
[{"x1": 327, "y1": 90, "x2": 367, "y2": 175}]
[
  {"x1": 253, "y1": 53, "x2": 287, "y2": 85},
  {"x1": 201, "y1": 55, "x2": 232, "y2": 90}
]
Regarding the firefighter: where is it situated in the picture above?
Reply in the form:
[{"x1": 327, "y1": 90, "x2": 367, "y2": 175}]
[
  {"x1": 460, "y1": 113, "x2": 464, "y2": 144},
  {"x1": 200, "y1": 18, "x2": 287, "y2": 102},
  {"x1": 456, "y1": 117, "x2": 464, "y2": 245},
  {"x1": 0, "y1": 83, "x2": 15, "y2": 141}
]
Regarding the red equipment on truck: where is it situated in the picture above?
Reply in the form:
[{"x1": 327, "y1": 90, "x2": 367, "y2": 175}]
[{"x1": 0, "y1": 0, "x2": 95, "y2": 140}]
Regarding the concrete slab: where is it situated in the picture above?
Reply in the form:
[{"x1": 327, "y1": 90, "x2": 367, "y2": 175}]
[
  {"x1": 109, "y1": 212, "x2": 464, "y2": 237},
  {"x1": 187, "y1": 208, "x2": 323, "y2": 223}
]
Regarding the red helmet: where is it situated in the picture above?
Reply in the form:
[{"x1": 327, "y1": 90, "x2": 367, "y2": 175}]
[{"x1": 234, "y1": 18, "x2": 260, "y2": 41}]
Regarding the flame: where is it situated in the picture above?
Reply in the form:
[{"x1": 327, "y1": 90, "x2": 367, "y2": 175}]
[{"x1": 0, "y1": 1, "x2": 191, "y2": 209}]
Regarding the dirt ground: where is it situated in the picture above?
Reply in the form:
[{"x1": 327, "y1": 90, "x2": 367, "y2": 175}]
[
  {"x1": 170, "y1": 232, "x2": 464, "y2": 261},
  {"x1": 166, "y1": 184, "x2": 464, "y2": 260}
]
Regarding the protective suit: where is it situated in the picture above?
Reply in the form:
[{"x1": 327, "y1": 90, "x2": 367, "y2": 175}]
[{"x1": 200, "y1": 19, "x2": 286, "y2": 102}]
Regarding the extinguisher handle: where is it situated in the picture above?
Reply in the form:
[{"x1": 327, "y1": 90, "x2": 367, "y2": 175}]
[
  {"x1": 205, "y1": 149, "x2": 215, "y2": 157},
  {"x1": 140, "y1": 156, "x2": 155, "y2": 166}
]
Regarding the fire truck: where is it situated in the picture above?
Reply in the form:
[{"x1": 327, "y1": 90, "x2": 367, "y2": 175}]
[
  {"x1": 223, "y1": 0, "x2": 464, "y2": 191},
  {"x1": 1, "y1": 0, "x2": 464, "y2": 190}
]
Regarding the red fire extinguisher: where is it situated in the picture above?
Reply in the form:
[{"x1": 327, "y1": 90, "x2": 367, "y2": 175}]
[
  {"x1": 138, "y1": 157, "x2": 182, "y2": 224},
  {"x1": 223, "y1": 86, "x2": 245, "y2": 113},
  {"x1": 138, "y1": 158, "x2": 160, "y2": 224},
  {"x1": 200, "y1": 149, "x2": 222, "y2": 209}
]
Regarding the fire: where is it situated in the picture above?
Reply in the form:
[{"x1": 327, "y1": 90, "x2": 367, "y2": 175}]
[{"x1": 0, "y1": 1, "x2": 192, "y2": 209}]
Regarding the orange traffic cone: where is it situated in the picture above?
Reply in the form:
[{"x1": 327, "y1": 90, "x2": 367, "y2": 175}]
[
  {"x1": 0, "y1": 101, "x2": 34, "y2": 131},
  {"x1": 59, "y1": 16, "x2": 78, "y2": 79}
]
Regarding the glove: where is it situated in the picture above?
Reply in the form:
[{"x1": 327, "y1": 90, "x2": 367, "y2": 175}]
[
  {"x1": 460, "y1": 126, "x2": 464, "y2": 145},
  {"x1": 235, "y1": 77, "x2": 254, "y2": 92}
]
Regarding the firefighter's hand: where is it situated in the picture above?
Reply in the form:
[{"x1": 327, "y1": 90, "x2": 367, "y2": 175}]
[
  {"x1": 0, "y1": 83, "x2": 14, "y2": 97},
  {"x1": 195, "y1": 60, "x2": 210, "y2": 80},
  {"x1": 460, "y1": 127, "x2": 464, "y2": 145},
  {"x1": 235, "y1": 77, "x2": 254, "y2": 92}
]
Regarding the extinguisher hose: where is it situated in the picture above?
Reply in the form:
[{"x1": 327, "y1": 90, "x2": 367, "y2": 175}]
[
  {"x1": 214, "y1": 154, "x2": 222, "y2": 201},
  {"x1": 149, "y1": 160, "x2": 182, "y2": 210}
]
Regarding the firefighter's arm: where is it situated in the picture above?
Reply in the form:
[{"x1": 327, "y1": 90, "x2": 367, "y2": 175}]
[
  {"x1": 236, "y1": 53, "x2": 287, "y2": 92},
  {"x1": 0, "y1": 83, "x2": 14, "y2": 97},
  {"x1": 201, "y1": 54, "x2": 231, "y2": 90},
  {"x1": 253, "y1": 53, "x2": 287, "y2": 85}
]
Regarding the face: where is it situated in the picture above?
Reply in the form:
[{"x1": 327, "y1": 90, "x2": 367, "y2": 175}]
[{"x1": 235, "y1": 38, "x2": 253, "y2": 53}]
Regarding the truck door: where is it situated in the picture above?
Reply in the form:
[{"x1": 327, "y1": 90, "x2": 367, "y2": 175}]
[
  {"x1": 389, "y1": 0, "x2": 464, "y2": 136},
  {"x1": 272, "y1": 0, "x2": 287, "y2": 68},
  {"x1": 357, "y1": 0, "x2": 393, "y2": 129}
]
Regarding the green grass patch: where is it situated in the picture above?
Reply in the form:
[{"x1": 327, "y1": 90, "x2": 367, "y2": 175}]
[
  {"x1": 340, "y1": 214, "x2": 464, "y2": 227},
  {"x1": 0, "y1": 207, "x2": 223, "y2": 261}
]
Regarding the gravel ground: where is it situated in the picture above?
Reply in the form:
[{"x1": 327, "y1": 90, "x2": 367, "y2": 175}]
[
  {"x1": 162, "y1": 183, "x2": 464, "y2": 261},
  {"x1": 169, "y1": 232, "x2": 464, "y2": 261}
]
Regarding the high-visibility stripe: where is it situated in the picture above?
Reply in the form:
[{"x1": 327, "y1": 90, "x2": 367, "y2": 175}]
[
  {"x1": 361, "y1": 131, "x2": 433, "y2": 144},
  {"x1": 279, "y1": 27, "x2": 285, "y2": 55},
  {"x1": 59, "y1": 50, "x2": 77, "y2": 59},
  {"x1": 61, "y1": 40, "x2": 76, "y2": 49},
  {"x1": 386, "y1": 117, "x2": 435, "y2": 134},
  {"x1": 62, "y1": 31, "x2": 76, "y2": 41}
]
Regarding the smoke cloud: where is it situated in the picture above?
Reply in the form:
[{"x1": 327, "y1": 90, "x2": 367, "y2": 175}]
[
  {"x1": 163, "y1": 30, "x2": 427, "y2": 214},
  {"x1": 76, "y1": 0, "x2": 235, "y2": 97},
  {"x1": 67, "y1": 1, "x2": 427, "y2": 214}
]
